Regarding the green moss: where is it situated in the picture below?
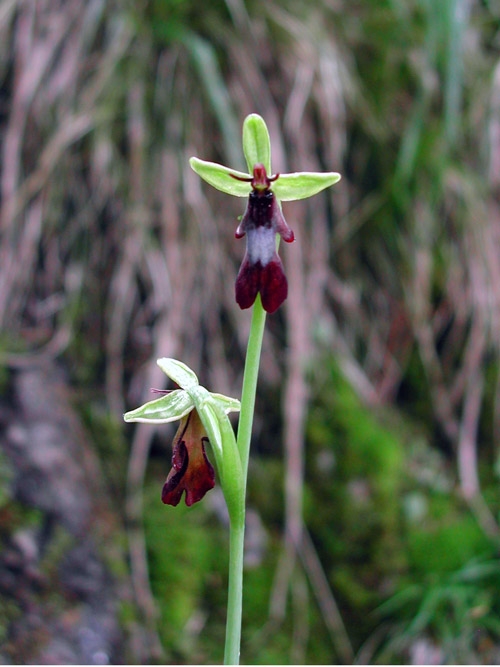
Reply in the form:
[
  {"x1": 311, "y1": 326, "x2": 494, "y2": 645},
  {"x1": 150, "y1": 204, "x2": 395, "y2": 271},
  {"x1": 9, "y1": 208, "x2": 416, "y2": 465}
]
[
  {"x1": 406, "y1": 511, "x2": 493, "y2": 575},
  {"x1": 143, "y1": 478, "x2": 227, "y2": 658},
  {"x1": 303, "y1": 362, "x2": 410, "y2": 646}
]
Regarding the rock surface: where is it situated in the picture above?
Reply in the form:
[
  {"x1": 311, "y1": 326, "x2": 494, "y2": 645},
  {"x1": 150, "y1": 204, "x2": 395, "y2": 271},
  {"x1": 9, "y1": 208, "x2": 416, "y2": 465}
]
[{"x1": 0, "y1": 363, "x2": 127, "y2": 664}]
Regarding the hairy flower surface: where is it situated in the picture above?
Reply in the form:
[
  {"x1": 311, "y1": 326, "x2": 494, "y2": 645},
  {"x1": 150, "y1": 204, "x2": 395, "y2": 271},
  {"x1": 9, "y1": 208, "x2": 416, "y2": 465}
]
[{"x1": 232, "y1": 164, "x2": 294, "y2": 313}]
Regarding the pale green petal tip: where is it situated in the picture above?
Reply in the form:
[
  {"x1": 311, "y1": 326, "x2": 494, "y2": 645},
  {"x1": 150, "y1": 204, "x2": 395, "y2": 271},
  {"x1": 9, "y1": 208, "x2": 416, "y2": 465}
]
[{"x1": 157, "y1": 357, "x2": 199, "y2": 389}]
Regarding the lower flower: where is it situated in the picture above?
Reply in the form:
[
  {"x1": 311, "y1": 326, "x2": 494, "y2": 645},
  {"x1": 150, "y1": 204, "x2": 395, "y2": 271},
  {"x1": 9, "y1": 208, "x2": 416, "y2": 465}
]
[{"x1": 162, "y1": 410, "x2": 215, "y2": 507}]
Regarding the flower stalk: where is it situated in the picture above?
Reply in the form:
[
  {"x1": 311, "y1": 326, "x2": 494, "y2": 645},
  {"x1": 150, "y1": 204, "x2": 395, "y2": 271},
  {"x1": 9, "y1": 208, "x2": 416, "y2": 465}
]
[{"x1": 224, "y1": 295, "x2": 267, "y2": 664}]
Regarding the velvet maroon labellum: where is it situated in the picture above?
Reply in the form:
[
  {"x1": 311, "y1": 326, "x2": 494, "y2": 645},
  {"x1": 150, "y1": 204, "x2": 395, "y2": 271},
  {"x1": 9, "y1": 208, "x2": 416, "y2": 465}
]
[
  {"x1": 161, "y1": 409, "x2": 215, "y2": 507},
  {"x1": 231, "y1": 164, "x2": 294, "y2": 314}
]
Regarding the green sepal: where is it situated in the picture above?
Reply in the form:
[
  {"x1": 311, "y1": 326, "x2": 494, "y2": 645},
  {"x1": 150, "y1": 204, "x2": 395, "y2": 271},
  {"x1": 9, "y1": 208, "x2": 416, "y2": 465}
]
[
  {"x1": 201, "y1": 399, "x2": 245, "y2": 525},
  {"x1": 273, "y1": 171, "x2": 341, "y2": 201},
  {"x1": 123, "y1": 389, "x2": 194, "y2": 424},
  {"x1": 157, "y1": 357, "x2": 199, "y2": 390},
  {"x1": 210, "y1": 392, "x2": 241, "y2": 414},
  {"x1": 189, "y1": 158, "x2": 251, "y2": 197},
  {"x1": 242, "y1": 113, "x2": 271, "y2": 174},
  {"x1": 188, "y1": 386, "x2": 244, "y2": 525},
  {"x1": 187, "y1": 385, "x2": 225, "y2": 462}
]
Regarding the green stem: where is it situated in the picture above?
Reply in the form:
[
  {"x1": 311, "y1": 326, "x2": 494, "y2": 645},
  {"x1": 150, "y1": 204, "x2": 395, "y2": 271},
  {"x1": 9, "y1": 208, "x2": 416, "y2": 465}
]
[
  {"x1": 224, "y1": 520, "x2": 245, "y2": 664},
  {"x1": 236, "y1": 296, "x2": 267, "y2": 478},
  {"x1": 223, "y1": 296, "x2": 267, "y2": 665}
]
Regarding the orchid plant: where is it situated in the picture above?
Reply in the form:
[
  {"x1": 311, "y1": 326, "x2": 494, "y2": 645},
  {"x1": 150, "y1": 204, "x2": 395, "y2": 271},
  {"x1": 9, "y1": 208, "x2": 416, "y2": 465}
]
[{"x1": 124, "y1": 114, "x2": 341, "y2": 664}]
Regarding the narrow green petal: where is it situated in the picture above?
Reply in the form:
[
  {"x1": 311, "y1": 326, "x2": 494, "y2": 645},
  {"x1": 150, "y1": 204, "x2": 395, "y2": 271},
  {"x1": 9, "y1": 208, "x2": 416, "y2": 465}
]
[
  {"x1": 189, "y1": 157, "x2": 251, "y2": 197},
  {"x1": 157, "y1": 358, "x2": 199, "y2": 390},
  {"x1": 210, "y1": 393, "x2": 241, "y2": 414},
  {"x1": 273, "y1": 171, "x2": 341, "y2": 201},
  {"x1": 242, "y1": 114, "x2": 271, "y2": 174},
  {"x1": 123, "y1": 389, "x2": 194, "y2": 424}
]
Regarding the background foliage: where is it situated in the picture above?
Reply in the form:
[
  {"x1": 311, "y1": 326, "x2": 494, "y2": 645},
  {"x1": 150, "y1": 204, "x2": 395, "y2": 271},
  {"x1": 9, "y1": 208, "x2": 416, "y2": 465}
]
[{"x1": 1, "y1": 0, "x2": 500, "y2": 663}]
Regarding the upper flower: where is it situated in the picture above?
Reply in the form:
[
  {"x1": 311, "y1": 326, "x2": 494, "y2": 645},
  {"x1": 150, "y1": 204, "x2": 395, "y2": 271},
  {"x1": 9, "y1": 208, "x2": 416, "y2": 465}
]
[
  {"x1": 189, "y1": 113, "x2": 341, "y2": 313},
  {"x1": 231, "y1": 164, "x2": 294, "y2": 313},
  {"x1": 124, "y1": 359, "x2": 241, "y2": 508}
]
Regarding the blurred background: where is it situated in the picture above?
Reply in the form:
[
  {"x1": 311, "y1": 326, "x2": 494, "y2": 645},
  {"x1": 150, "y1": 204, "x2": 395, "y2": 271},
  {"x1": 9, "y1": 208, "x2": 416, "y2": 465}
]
[{"x1": 1, "y1": 0, "x2": 500, "y2": 663}]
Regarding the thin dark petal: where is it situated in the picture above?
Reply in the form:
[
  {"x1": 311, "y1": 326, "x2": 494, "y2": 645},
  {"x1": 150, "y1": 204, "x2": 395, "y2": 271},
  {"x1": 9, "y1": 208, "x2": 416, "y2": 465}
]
[
  {"x1": 260, "y1": 257, "x2": 288, "y2": 313},
  {"x1": 235, "y1": 254, "x2": 260, "y2": 309},
  {"x1": 235, "y1": 209, "x2": 249, "y2": 239},
  {"x1": 272, "y1": 203, "x2": 295, "y2": 243}
]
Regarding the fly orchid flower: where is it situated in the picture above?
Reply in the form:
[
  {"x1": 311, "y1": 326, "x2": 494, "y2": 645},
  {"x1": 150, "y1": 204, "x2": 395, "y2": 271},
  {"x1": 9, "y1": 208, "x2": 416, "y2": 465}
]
[
  {"x1": 189, "y1": 114, "x2": 341, "y2": 313},
  {"x1": 124, "y1": 359, "x2": 242, "y2": 510},
  {"x1": 231, "y1": 164, "x2": 293, "y2": 313},
  {"x1": 161, "y1": 408, "x2": 214, "y2": 506}
]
